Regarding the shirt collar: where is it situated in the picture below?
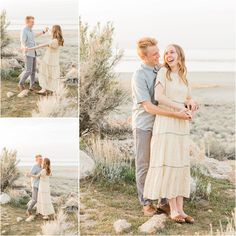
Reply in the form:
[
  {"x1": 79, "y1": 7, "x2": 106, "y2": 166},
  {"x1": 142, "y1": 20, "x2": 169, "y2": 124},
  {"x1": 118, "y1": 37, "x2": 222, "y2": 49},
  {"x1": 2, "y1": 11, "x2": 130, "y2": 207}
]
[
  {"x1": 141, "y1": 63, "x2": 155, "y2": 71},
  {"x1": 26, "y1": 26, "x2": 32, "y2": 32}
]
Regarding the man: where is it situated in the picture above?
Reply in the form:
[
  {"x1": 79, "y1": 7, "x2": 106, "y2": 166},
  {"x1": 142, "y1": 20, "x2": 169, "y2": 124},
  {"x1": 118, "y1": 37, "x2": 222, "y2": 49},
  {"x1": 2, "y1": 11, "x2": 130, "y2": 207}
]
[
  {"x1": 18, "y1": 16, "x2": 48, "y2": 91},
  {"x1": 26, "y1": 154, "x2": 43, "y2": 216},
  {"x1": 132, "y1": 37, "x2": 196, "y2": 216}
]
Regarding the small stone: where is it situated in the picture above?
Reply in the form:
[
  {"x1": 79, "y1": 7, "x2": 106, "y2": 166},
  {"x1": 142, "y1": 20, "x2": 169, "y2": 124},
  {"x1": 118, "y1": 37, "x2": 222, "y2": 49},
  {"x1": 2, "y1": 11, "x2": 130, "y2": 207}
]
[
  {"x1": 25, "y1": 215, "x2": 35, "y2": 222},
  {"x1": 17, "y1": 89, "x2": 29, "y2": 98},
  {"x1": 0, "y1": 193, "x2": 11, "y2": 204},
  {"x1": 2, "y1": 230, "x2": 6, "y2": 234},
  {"x1": 139, "y1": 214, "x2": 167, "y2": 234},
  {"x1": 208, "y1": 209, "x2": 213, "y2": 213},
  {"x1": 6, "y1": 92, "x2": 15, "y2": 98},
  {"x1": 16, "y1": 217, "x2": 23, "y2": 222},
  {"x1": 113, "y1": 219, "x2": 131, "y2": 234}
]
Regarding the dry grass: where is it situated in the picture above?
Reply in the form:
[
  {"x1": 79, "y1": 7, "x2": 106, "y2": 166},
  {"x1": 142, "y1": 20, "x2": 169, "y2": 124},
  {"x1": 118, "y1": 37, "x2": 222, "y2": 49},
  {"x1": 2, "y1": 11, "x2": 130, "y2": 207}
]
[
  {"x1": 40, "y1": 210, "x2": 77, "y2": 235},
  {"x1": 32, "y1": 82, "x2": 78, "y2": 117}
]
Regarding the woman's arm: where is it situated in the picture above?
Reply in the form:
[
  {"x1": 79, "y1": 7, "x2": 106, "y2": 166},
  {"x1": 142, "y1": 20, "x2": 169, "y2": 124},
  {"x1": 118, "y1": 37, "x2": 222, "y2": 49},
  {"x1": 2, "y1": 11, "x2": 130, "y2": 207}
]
[
  {"x1": 26, "y1": 43, "x2": 49, "y2": 51},
  {"x1": 155, "y1": 82, "x2": 185, "y2": 111}
]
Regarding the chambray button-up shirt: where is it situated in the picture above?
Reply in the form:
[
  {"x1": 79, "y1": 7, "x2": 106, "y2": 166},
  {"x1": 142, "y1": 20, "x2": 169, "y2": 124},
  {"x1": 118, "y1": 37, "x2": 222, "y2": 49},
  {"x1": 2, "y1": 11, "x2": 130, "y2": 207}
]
[
  {"x1": 30, "y1": 164, "x2": 42, "y2": 188},
  {"x1": 20, "y1": 26, "x2": 36, "y2": 57},
  {"x1": 131, "y1": 63, "x2": 159, "y2": 131}
]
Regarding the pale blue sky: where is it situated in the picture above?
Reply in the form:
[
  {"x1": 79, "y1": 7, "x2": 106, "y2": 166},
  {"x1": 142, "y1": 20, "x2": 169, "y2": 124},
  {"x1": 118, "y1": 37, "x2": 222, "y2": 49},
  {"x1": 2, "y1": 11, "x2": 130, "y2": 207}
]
[{"x1": 80, "y1": 0, "x2": 235, "y2": 50}]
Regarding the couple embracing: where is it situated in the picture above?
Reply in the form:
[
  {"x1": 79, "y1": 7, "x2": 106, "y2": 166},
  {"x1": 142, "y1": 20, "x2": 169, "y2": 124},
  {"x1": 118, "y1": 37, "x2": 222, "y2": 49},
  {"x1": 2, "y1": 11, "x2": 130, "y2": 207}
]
[
  {"x1": 18, "y1": 16, "x2": 64, "y2": 94},
  {"x1": 26, "y1": 155, "x2": 54, "y2": 220},
  {"x1": 132, "y1": 38, "x2": 199, "y2": 223}
]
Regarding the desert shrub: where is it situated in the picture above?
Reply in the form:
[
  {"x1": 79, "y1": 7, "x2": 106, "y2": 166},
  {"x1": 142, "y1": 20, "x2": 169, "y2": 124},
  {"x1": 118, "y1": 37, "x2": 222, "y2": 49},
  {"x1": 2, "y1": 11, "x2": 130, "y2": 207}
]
[
  {"x1": 190, "y1": 165, "x2": 212, "y2": 201},
  {"x1": 80, "y1": 20, "x2": 128, "y2": 136},
  {"x1": 0, "y1": 148, "x2": 20, "y2": 192},
  {"x1": 32, "y1": 82, "x2": 78, "y2": 117},
  {"x1": 1, "y1": 68, "x2": 22, "y2": 80},
  {"x1": 40, "y1": 210, "x2": 77, "y2": 235},
  {"x1": 86, "y1": 137, "x2": 135, "y2": 183},
  {"x1": 0, "y1": 10, "x2": 10, "y2": 57},
  {"x1": 203, "y1": 132, "x2": 234, "y2": 161}
]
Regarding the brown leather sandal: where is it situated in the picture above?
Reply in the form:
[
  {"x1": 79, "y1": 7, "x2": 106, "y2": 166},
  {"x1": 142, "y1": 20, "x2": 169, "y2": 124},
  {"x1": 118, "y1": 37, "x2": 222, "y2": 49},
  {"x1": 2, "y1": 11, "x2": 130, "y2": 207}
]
[
  {"x1": 171, "y1": 215, "x2": 185, "y2": 223},
  {"x1": 184, "y1": 215, "x2": 195, "y2": 224}
]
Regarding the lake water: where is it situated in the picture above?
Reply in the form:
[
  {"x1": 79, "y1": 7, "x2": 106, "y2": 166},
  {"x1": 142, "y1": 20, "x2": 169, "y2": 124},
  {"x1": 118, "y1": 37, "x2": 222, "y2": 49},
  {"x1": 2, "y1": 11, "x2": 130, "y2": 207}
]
[{"x1": 115, "y1": 48, "x2": 236, "y2": 73}]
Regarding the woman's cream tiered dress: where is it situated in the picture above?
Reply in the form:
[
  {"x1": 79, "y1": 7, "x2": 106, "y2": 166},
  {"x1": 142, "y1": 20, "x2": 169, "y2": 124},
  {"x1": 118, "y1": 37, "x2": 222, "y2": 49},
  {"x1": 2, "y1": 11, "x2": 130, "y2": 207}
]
[
  {"x1": 37, "y1": 169, "x2": 55, "y2": 216},
  {"x1": 38, "y1": 38, "x2": 60, "y2": 91},
  {"x1": 143, "y1": 68, "x2": 191, "y2": 200}
]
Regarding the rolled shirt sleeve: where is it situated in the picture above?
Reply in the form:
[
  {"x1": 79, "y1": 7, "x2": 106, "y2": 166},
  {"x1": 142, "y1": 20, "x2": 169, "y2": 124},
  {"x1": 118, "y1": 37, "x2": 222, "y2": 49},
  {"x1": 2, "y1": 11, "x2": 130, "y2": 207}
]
[{"x1": 132, "y1": 71, "x2": 151, "y2": 104}]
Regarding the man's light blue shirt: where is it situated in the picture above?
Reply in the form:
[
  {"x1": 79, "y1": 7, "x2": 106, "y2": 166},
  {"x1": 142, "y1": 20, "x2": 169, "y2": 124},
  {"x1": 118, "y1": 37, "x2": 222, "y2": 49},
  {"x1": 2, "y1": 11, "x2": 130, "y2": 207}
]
[
  {"x1": 131, "y1": 63, "x2": 159, "y2": 131},
  {"x1": 20, "y1": 26, "x2": 36, "y2": 57}
]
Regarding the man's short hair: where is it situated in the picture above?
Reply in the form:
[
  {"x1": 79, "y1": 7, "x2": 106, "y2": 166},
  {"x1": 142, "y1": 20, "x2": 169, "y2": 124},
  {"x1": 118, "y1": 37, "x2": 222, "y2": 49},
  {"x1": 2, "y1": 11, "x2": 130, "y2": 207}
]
[
  {"x1": 35, "y1": 154, "x2": 42, "y2": 159},
  {"x1": 137, "y1": 37, "x2": 158, "y2": 58},
  {"x1": 25, "y1": 16, "x2": 35, "y2": 22}
]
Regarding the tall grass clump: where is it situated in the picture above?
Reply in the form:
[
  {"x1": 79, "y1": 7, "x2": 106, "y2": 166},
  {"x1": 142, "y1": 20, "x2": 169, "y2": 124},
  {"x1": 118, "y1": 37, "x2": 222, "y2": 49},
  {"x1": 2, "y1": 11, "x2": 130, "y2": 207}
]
[
  {"x1": 190, "y1": 165, "x2": 212, "y2": 201},
  {"x1": 40, "y1": 210, "x2": 77, "y2": 235},
  {"x1": 80, "y1": 20, "x2": 128, "y2": 136},
  {"x1": 86, "y1": 137, "x2": 135, "y2": 183},
  {"x1": 0, "y1": 148, "x2": 20, "y2": 192},
  {"x1": 32, "y1": 82, "x2": 78, "y2": 117}
]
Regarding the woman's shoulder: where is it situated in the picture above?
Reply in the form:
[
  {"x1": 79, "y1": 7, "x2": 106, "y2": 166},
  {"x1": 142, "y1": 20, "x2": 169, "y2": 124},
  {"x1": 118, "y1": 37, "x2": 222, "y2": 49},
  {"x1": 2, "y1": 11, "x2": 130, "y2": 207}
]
[{"x1": 157, "y1": 66, "x2": 167, "y2": 77}]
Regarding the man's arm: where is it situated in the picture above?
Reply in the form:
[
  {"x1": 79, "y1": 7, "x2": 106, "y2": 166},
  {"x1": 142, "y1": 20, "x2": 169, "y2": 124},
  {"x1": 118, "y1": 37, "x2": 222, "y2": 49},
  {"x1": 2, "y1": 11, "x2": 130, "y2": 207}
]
[
  {"x1": 35, "y1": 27, "x2": 49, "y2": 37},
  {"x1": 142, "y1": 101, "x2": 191, "y2": 120},
  {"x1": 26, "y1": 43, "x2": 49, "y2": 51},
  {"x1": 20, "y1": 29, "x2": 27, "y2": 48}
]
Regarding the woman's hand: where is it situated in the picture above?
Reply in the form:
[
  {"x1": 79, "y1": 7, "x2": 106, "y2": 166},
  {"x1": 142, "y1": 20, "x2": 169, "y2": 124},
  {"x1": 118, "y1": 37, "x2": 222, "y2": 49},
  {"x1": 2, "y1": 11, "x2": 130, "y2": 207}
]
[{"x1": 185, "y1": 99, "x2": 199, "y2": 112}]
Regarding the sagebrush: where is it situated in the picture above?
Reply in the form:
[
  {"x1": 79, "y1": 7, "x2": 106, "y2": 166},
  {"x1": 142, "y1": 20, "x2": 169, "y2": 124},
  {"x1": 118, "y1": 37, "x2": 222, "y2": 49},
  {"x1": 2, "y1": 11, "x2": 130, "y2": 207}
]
[
  {"x1": 80, "y1": 20, "x2": 128, "y2": 136},
  {"x1": 0, "y1": 148, "x2": 20, "y2": 192}
]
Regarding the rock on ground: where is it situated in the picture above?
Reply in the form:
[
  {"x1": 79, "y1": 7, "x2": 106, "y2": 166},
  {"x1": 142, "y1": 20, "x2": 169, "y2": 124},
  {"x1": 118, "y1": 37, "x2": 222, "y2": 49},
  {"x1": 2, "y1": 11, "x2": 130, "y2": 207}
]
[
  {"x1": 16, "y1": 217, "x2": 23, "y2": 222},
  {"x1": 0, "y1": 193, "x2": 11, "y2": 204},
  {"x1": 113, "y1": 219, "x2": 131, "y2": 234},
  {"x1": 25, "y1": 215, "x2": 35, "y2": 222},
  {"x1": 1, "y1": 58, "x2": 22, "y2": 69},
  {"x1": 17, "y1": 89, "x2": 29, "y2": 98},
  {"x1": 139, "y1": 214, "x2": 167, "y2": 234},
  {"x1": 62, "y1": 196, "x2": 78, "y2": 212},
  {"x1": 80, "y1": 151, "x2": 95, "y2": 179},
  {"x1": 6, "y1": 92, "x2": 15, "y2": 98}
]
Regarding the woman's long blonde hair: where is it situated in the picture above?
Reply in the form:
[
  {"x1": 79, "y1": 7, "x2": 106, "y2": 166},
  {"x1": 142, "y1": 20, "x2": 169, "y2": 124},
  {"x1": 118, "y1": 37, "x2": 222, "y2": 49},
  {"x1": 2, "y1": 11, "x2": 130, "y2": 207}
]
[
  {"x1": 52, "y1": 25, "x2": 64, "y2": 46},
  {"x1": 43, "y1": 158, "x2": 51, "y2": 176},
  {"x1": 164, "y1": 44, "x2": 188, "y2": 86}
]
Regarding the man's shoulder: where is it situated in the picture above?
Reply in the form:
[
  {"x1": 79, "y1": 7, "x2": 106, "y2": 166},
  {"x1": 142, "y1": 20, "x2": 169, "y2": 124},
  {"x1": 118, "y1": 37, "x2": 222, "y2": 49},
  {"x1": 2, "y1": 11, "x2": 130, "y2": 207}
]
[
  {"x1": 132, "y1": 66, "x2": 146, "y2": 81},
  {"x1": 21, "y1": 27, "x2": 28, "y2": 32},
  {"x1": 32, "y1": 164, "x2": 40, "y2": 169}
]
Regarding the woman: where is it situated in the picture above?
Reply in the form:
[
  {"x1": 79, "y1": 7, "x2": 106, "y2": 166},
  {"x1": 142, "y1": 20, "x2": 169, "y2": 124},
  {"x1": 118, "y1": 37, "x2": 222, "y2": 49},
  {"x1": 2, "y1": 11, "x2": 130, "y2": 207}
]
[
  {"x1": 29, "y1": 158, "x2": 55, "y2": 220},
  {"x1": 143, "y1": 44, "x2": 198, "y2": 223},
  {"x1": 27, "y1": 25, "x2": 64, "y2": 94}
]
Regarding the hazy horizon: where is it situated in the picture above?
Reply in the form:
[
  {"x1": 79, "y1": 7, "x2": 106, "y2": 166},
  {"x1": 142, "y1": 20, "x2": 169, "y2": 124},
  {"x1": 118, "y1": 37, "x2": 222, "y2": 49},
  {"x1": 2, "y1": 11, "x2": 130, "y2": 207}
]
[{"x1": 0, "y1": 0, "x2": 78, "y2": 30}]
